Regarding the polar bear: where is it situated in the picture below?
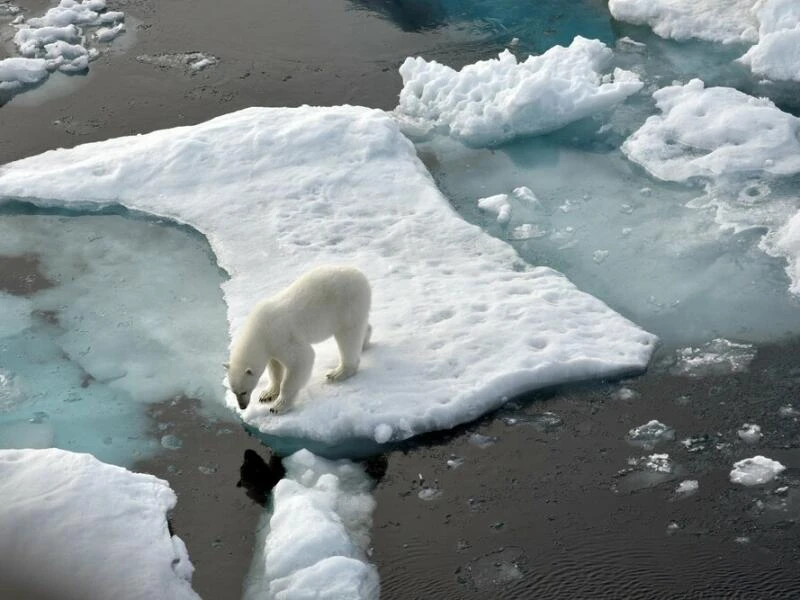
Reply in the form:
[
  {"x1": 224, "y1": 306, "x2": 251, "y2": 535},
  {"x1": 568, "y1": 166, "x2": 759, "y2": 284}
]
[{"x1": 225, "y1": 265, "x2": 372, "y2": 413}]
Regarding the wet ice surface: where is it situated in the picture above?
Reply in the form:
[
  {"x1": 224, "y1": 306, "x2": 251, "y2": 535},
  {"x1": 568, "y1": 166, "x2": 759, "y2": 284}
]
[{"x1": 0, "y1": 210, "x2": 230, "y2": 466}]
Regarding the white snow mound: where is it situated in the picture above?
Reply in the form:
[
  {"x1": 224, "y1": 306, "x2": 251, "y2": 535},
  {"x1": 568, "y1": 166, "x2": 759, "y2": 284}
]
[
  {"x1": 0, "y1": 448, "x2": 198, "y2": 600},
  {"x1": 622, "y1": 79, "x2": 800, "y2": 181},
  {"x1": 395, "y1": 36, "x2": 643, "y2": 146},
  {"x1": 0, "y1": 105, "x2": 657, "y2": 447}
]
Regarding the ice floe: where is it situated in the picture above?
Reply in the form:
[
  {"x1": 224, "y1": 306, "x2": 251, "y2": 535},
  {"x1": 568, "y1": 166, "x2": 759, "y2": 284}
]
[
  {"x1": 0, "y1": 448, "x2": 198, "y2": 599},
  {"x1": 738, "y1": 0, "x2": 800, "y2": 82},
  {"x1": 608, "y1": 0, "x2": 759, "y2": 44},
  {"x1": 0, "y1": 105, "x2": 657, "y2": 450},
  {"x1": 243, "y1": 450, "x2": 378, "y2": 600},
  {"x1": 626, "y1": 419, "x2": 675, "y2": 449},
  {"x1": 395, "y1": 36, "x2": 642, "y2": 146},
  {"x1": 729, "y1": 455, "x2": 786, "y2": 486},
  {"x1": 623, "y1": 79, "x2": 800, "y2": 181}
]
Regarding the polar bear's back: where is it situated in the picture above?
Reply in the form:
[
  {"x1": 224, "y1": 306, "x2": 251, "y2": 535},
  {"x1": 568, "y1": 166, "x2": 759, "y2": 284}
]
[{"x1": 267, "y1": 265, "x2": 371, "y2": 345}]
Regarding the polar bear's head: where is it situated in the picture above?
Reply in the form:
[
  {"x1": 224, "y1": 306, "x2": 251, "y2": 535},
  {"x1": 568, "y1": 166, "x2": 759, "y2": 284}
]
[{"x1": 225, "y1": 363, "x2": 262, "y2": 410}]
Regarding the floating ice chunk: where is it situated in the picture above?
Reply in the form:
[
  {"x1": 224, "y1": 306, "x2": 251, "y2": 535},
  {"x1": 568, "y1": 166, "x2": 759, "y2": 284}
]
[
  {"x1": 95, "y1": 21, "x2": 125, "y2": 42},
  {"x1": 253, "y1": 450, "x2": 379, "y2": 599},
  {"x1": 418, "y1": 485, "x2": 442, "y2": 501},
  {"x1": 623, "y1": 79, "x2": 800, "y2": 182},
  {"x1": 469, "y1": 433, "x2": 498, "y2": 449},
  {"x1": 160, "y1": 434, "x2": 183, "y2": 450},
  {"x1": 478, "y1": 193, "x2": 511, "y2": 224},
  {"x1": 43, "y1": 39, "x2": 90, "y2": 72},
  {"x1": 0, "y1": 56, "x2": 49, "y2": 91},
  {"x1": 626, "y1": 419, "x2": 675, "y2": 449},
  {"x1": 0, "y1": 370, "x2": 27, "y2": 413},
  {"x1": 0, "y1": 448, "x2": 199, "y2": 599},
  {"x1": 737, "y1": 423, "x2": 763, "y2": 444},
  {"x1": 396, "y1": 36, "x2": 643, "y2": 146},
  {"x1": 14, "y1": 24, "x2": 82, "y2": 58},
  {"x1": 613, "y1": 386, "x2": 638, "y2": 401},
  {"x1": 778, "y1": 404, "x2": 800, "y2": 417},
  {"x1": 675, "y1": 479, "x2": 699, "y2": 495},
  {"x1": 446, "y1": 455, "x2": 464, "y2": 469},
  {"x1": 373, "y1": 423, "x2": 392, "y2": 444},
  {"x1": 632, "y1": 453, "x2": 673, "y2": 473},
  {"x1": 0, "y1": 106, "x2": 657, "y2": 449},
  {"x1": 512, "y1": 186, "x2": 539, "y2": 205},
  {"x1": 729, "y1": 455, "x2": 786, "y2": 486},
  {"x1": 738, "y1": 0, "x2": 800, "y2": 82},
  {"x1": 136, "y1": 52, "x2": 219, "y2": 72},
  {"x1": 670, "y1": 338, "x2": 756, "y2": 377},
  {"x1": 509, "y1": 223, "x2": 546, "y2": 240},
  {"x1": 608, "y1": 0, "x2": 759, "y2": 44}
]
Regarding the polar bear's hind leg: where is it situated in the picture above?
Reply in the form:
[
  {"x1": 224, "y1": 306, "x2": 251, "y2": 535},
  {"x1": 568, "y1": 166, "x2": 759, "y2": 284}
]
[{"x1": 327, "y1": 321, "x2": 370, "y2": 382}]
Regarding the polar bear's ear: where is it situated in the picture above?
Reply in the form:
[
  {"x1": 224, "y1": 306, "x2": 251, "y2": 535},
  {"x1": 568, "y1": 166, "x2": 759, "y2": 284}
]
[
  {"x1": 245, "y1": 367, "x2": 253, "y2": 375},
  {"x1": 222, "y1": 362, "x2": 230, "y2": 370}
]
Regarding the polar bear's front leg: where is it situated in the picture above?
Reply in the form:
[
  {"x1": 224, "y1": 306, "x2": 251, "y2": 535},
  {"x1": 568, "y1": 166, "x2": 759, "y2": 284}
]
[
  {"x1": 258, "y1": 359, "x2": 284, "y2": 404},
  {"x1": 269, "y1": 344, "x2": 315, "y2": 414}
]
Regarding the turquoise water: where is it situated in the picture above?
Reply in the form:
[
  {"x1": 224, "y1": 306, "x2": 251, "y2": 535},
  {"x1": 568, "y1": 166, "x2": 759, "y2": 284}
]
[{"x1": 0, "y1": 206, "x2": 231, "y2": 466}]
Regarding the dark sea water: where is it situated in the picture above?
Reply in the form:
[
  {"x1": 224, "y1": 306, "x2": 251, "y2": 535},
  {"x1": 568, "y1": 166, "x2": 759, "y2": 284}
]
[{"x1": 1, "y1": 1, "x2": 800, "y2": 599}]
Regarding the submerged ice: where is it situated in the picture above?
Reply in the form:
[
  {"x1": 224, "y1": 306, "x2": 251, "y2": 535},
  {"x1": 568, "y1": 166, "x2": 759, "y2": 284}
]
[{"x1": 0, "y1": 212, "x2": 230, "y2": 466}]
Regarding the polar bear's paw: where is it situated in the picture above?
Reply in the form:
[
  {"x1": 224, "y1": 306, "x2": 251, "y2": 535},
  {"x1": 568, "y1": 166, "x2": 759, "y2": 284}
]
[
  {"x1": 259, "y1": 387, "x2": 279, "y2": 404},
  {"x1": 326, "y1": 364, "x2": 358, "y2": 382}
]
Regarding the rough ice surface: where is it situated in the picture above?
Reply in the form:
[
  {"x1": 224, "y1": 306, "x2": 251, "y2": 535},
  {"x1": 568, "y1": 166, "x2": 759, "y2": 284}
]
[
  {"x1": 626, "y1": 419, "x2": 675, "y2": 449},
  {"x1": 737, "y1": 423, "x2": 763, "y2": 444},
  {"x1": 0, "y1": 214, "x2": 230, "y2": 466},
  {"x1": 0, "y1": 0, "x2": 124, "y2": 99},
  {"x1": 395, "y1": 36, "x2": 643, "y2": 146},
  {"x1": 669, "y1": 338, "x2": 756, "y2": 377},
  {"x1": 729, "y1": 455, "x2": 786, "y2": 486},
  {"x1": 608, "y1": 0, "x2": 759, "y2": 44},
  {"x1": 0, "y1": 448, "x2": 198, "y2": 600},
  {"x1": 0, "y1": 105, "x2": 657, "y2": 451},
  {"x1": 243, "y1": 450, "x2": 378, "y2": 600},
  {"x1": 623, "y1": 79, "x2": 800, "y2": 181}
]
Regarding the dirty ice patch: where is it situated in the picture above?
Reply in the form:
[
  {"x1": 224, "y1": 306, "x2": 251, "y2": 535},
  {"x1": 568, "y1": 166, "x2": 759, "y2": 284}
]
[
  {"x1": 738, "y1": 0, "x2": 800, "y2": 82},
  {"x1": 608, "y1": 0, "x2": 759, "y2": 44},
  {"x1": 729, "y1": 455, "x2": 785, "y2": 486},
  {"x1": 244, "y1": 450, "x2": 378, "y2": 600},
  {"x1": 0, "y1": 105, "x2": 657, "y2": 449},
  {"x1": 623, "y1": 79, "x2": 800, "y2": 181},
  {"x1": 395, "y1": 36, "x2": 643, "y2": 147},
  {"x1": 0, "y1": 448, "x2": 198, "y2": 600}
]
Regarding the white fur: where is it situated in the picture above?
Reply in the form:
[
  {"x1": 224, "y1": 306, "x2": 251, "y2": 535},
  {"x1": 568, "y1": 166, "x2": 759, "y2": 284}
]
[{"x1": 226, "y1": 265, "x2": 372, "y2": 413}]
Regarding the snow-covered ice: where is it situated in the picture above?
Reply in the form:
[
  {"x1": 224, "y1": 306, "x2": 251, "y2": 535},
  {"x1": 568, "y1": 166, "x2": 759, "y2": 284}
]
[
  {"x1": 729, "y1": 455, "x2": 786, "y2": 486},
  {"x1": 0, "y1": 105, "x2": 657, "y2": 451},
  {"x1": 477, "y1": 193, "x2": 511, "y2": 224},
  {"x1": 395, "y1": 36, "x2": 643, "y2": 146},
  {"x1": 608, "y1": 0, "x2": 759, "y2": 44},
  {"x1": 0, "y1": 448, "x2": 198, "y2": 600},
  {"x1": 623, "y1": 79, "x2": 800, "y2": 181},
  {"x1": 243, "y1": 450, "x2": 378, "y2": 600}
]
